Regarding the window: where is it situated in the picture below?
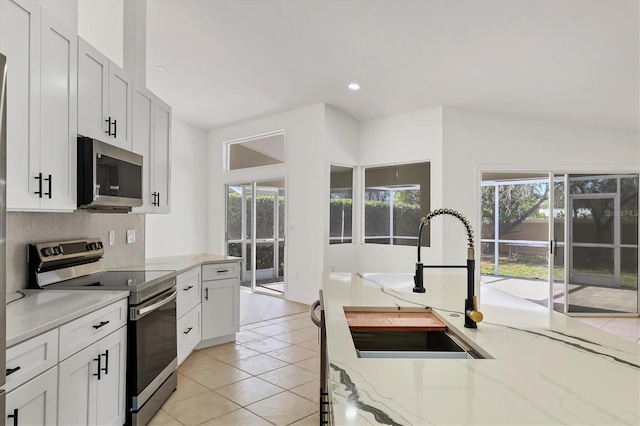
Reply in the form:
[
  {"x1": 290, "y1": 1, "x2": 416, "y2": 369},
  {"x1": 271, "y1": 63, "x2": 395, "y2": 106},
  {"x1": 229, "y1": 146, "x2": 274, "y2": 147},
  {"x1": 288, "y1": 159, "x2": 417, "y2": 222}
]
[
  {"x1": 227, "y1": 132, "x2": 285, "y2": 170},
  {"x1": 329, "y1": 166, "x2": 353, "y2": 244},
  {"x1": 364, "y1": 162, "x2": 430, "y2": 246}
]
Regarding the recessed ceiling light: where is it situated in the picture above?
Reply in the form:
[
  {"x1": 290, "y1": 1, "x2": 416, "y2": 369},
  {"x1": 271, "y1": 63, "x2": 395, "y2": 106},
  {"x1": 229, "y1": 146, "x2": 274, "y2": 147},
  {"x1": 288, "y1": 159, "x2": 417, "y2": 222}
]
[
  {"x1": 348, "y1": 83, "x2": 360, "y2": 91},
  {"x1": 155, "y1": 65, "x2": 168, "y2": 73}
]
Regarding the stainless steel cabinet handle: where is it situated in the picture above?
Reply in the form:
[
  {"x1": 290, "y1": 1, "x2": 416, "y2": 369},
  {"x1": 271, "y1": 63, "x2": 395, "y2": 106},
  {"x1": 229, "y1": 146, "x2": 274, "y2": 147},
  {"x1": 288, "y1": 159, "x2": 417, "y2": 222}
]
[
  {"x1": 184, "y1": 327, "x2": 193, "y2": 335},
  {"x1": 205, "y1": 287, "x2": 209, "y2": 300},
  {"x1": 217, "y1": 269, "x2": 229, "y2": 273},
  {"x1": 183, "y1": 285, "x2": 194, "y2": 291}
]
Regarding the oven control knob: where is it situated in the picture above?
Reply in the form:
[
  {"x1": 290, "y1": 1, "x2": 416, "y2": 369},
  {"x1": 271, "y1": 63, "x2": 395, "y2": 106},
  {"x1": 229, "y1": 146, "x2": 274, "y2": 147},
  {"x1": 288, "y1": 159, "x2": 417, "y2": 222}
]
[
  {"x1": 87, "y1": 242, "x2": 98, "y2": 250},
  {"x1": 41, "y1": 247, "x2": 53, "y2": 257},
  {"x1": 96, "y1": 241, "x2": 103, "y2": 249},
  {"x1": 52, "y1": 246, "x2": 62, "y2": 255}
]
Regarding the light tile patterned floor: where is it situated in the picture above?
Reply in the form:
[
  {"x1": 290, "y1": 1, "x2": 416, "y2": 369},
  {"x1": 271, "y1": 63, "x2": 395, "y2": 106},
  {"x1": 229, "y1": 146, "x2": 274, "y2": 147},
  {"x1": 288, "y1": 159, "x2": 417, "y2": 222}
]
[
  {"x1": 151, "y1": 311, "x2": 320, "y2": 426},
  {"x1": 575, "y1": 316, "x2": 640, "y2": 344}
]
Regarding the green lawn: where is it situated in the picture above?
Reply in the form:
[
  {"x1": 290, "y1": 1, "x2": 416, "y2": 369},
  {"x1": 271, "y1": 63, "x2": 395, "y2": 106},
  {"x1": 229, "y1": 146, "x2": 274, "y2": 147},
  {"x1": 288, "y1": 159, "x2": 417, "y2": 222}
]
[{"x1": 481, "y1": 254, "x2": 638, "y2": 288}]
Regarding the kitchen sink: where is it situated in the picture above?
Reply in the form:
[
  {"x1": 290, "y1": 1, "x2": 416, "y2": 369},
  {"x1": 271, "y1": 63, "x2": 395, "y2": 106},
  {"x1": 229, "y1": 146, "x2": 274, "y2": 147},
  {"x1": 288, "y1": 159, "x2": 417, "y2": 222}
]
[
  {"x1": 350, "y1": 329, "x2": 485, "y2": 359},
  {"x1": 344, "y1": 307, "x2": 489, "y2": 359}
]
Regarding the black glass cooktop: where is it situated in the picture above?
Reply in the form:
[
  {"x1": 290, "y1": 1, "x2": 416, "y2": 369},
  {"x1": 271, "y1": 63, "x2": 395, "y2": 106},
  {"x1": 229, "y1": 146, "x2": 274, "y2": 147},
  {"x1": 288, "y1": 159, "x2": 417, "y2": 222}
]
[{"x1": 47, "y1": 270, "x2": 175, "y2": 293}]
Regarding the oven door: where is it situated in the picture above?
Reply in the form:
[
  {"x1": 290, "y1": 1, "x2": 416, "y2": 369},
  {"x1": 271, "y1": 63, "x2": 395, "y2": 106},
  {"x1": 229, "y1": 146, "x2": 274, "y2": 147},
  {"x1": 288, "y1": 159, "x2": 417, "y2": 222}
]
[{"x1": 129, "y1": 286, "x2": 177, "y2": 411}]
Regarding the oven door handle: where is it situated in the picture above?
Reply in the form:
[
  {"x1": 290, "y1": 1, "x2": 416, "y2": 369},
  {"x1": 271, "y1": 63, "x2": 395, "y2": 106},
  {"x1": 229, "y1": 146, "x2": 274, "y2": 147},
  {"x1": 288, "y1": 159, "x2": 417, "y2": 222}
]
[{"x1": 131, "y1": 287, "x2": 178, "y2": 320}]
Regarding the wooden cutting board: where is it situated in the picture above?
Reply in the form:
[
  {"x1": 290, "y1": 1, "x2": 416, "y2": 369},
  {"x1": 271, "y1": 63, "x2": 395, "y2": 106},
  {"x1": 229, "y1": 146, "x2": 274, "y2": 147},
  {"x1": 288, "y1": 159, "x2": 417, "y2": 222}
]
[{"x1": 345, "y1": 311, "x2": 446, "y2": 332}]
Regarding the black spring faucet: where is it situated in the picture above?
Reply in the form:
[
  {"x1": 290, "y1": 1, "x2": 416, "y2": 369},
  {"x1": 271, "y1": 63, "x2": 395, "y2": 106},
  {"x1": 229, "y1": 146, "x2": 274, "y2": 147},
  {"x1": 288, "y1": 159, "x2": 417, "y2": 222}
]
[{"x1": 413, "y1": 208, "x2": 483, "y2": 328}]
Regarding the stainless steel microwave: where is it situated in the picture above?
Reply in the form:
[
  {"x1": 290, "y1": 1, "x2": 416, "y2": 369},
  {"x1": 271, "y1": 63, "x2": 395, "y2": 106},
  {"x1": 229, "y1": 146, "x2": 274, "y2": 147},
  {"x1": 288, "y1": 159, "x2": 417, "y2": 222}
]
[{"x1": 77, "y1": 136, "x2": 143, "y2": 212}]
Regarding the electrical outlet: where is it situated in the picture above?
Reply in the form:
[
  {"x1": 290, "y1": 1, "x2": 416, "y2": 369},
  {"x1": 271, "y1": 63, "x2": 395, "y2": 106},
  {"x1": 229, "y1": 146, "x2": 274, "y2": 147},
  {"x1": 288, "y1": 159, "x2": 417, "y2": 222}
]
[
  {"x1": 126, "y1": 229, "x2": 136, "y2": 244},
  {"x1": 109, "y1": 230, "x2": 115, "y2": 246}
]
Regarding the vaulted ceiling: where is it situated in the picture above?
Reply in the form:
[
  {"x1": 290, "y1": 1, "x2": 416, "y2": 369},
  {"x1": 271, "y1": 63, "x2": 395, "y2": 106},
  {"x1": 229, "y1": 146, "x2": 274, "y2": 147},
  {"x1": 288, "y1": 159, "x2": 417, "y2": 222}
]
[{"x1": 145, "y1": 0, "x2": 639, "y2": 131}]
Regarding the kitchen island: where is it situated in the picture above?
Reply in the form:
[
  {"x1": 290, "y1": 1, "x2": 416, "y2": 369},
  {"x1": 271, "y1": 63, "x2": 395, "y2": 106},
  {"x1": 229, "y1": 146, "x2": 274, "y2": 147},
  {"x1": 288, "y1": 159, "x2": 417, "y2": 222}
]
[{"x1": 322, "y1": 272, "x2": 640, "y2": 425}]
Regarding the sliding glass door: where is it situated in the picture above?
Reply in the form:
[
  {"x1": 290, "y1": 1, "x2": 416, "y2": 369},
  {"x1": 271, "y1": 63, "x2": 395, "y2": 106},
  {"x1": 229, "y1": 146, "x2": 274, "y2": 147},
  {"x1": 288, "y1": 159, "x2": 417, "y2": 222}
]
[
  {"x1": 482, "y1": 172, "x2": 638, "y2": 315},
  {"x1": 226, "y1": 179, "x2": 286, "y2": 296}
]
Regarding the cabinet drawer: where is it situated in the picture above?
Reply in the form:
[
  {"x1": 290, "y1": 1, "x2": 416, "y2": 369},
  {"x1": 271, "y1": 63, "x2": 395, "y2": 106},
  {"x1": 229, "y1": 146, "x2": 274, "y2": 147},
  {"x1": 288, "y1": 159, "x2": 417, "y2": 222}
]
[
  {"x1": 177, "y1": 267, "x2": 201, "y2": 318},
  {"x1": 59, "y1": 299, "x2": 128, "y2": 361},
  {"x1": 177, "y1": 305, "x2": 201, "y2": 366},
  {"x1": 5, "y1": 329, "x2": 59, "y2": 392},
  {"x1": 202, "y1": 262, "x2": 240, "y2": 281}
]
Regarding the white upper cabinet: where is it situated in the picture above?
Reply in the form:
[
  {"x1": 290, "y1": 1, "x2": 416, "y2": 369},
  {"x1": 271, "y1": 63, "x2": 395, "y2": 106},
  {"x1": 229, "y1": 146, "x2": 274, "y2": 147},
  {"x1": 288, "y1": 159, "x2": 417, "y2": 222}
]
[
  {"x1": 39, "y1": 9, "x2": 77, "y2": 210},
  {"x1": 78, "y1": 37, "x2": 132, "y2": 150},
  {"x1": 1, "y1": 1, "x2": 77, "y2": 212},
  {"x1": 0, "y1": 0, "x2": 41, "y2": 210},
  {"x1": 153, "y1": 96, "x2": 171, "y2": 213},
  {"x1": 132, "y1": 85, "x2": 171, "y2": 214},
  {"x1": 131, "y1": 85, "x2": 154, "y2": 213}
]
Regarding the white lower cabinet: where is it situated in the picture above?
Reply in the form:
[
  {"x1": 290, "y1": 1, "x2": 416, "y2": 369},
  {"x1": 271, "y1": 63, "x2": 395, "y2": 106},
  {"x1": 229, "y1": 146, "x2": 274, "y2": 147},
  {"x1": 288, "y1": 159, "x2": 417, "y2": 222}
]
[
  {"x1": 58, "y1": 325, "x2": 126, "y2": 426},
  {"x1": 176, "y1": 267, "x2": 202, "y2": 365},
  {"x1": 201, "y1": 275, "x2": 240, "y2": 342},
  {"x1": 5, "y1": 366, "x2": 58, "y2": 426},
  {"x1": 177, "y1": 305, "x2": 201, "y2": 365}
]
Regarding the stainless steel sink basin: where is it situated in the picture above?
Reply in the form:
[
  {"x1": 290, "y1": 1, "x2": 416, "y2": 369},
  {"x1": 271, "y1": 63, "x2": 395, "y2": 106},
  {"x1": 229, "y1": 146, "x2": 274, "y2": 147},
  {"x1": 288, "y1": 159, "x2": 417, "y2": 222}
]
[{"x1": 350, "y1": 329, "x2": 486, "y2": 359}]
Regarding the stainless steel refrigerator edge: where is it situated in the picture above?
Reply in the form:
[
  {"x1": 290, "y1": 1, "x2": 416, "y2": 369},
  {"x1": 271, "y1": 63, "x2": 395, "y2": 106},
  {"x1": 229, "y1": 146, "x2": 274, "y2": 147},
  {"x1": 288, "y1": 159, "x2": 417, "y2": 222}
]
[{"x1": 0, "y1": 51, "x2": 8, "y2": 420}]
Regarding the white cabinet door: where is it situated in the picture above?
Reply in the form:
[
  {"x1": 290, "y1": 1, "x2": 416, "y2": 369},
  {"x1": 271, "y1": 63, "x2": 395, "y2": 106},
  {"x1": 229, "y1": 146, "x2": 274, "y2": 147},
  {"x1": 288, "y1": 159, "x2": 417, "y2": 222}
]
[
  {"x1": 5, "y1": 366, "x2": 58, "y2": 426},
  {"x1": 95, "y1": 326, "x2": 127, "y2": 426},
  {"x1": 131, "y1": 85, "x2": 154, "y2": 213},
  {"x1": 0, "y1": 0, "x2": 41, "y2": 210},
  {"x1": 153, "y1": 96, "x2": 171, "y2": 213},
  {"x1": 39, "y1": 9, "x2": 76, "y2": 211},
  {"x1": 107, "y1": 62, "x2": 132, "y2": 150},
  {"x1": 77, "y1": 37, "x2": 108, "y2": 141},
  {"x1": 177, "y1": 305, "x2": 201, "y2": 366},
  {"x1": 202, "y1": 278, "x2": 240, "y2": 340},
  {"x1": 58, "y1": 342, "x2": 98, "y2": 426}
]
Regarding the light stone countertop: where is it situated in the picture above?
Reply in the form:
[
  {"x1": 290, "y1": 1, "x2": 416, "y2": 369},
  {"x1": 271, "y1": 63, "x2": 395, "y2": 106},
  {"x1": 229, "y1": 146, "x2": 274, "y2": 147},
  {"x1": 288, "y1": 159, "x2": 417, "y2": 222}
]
[
  {"x1": 143, "y1": 253, "x2": 242, "y2": 275},
  {"x1": 6, "y1": 289, "x2": 130, "y2": 347},
  {"x1": 322, "y1": 272, "x2": 640, "y2": 426}
]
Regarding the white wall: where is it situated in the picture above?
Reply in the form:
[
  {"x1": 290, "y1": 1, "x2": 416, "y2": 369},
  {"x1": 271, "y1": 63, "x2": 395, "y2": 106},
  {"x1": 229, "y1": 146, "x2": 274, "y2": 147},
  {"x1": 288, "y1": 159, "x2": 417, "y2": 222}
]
[
  {"x1": 324, "y1": 105, "x2": 360, "y2": 273},
  {"x1": 40, "y1": 0, "x2": 78, "y2": 33},
  {"x1": 77, "y1": 0, "x2": 124, "y2": 67},
  {"x1": 357, "y1": 107, "x2": 445, "y2": 273},
  {"x1": 146, "y1": 118, "x2": 209, "y2": 258},
  {"x1": 209, "y1": 104, "x2": 326, "y2": 305},
  {"x1": 441, "y1": 106, "x2": 640, "y2": 266}
]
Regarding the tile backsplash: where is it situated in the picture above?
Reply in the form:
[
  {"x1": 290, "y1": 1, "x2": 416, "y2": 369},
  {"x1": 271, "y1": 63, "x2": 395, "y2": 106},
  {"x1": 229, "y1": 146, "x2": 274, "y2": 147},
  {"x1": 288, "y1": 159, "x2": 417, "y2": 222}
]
[{"x1": 6, "y1": 211, "x2": 145, "y2": 294}]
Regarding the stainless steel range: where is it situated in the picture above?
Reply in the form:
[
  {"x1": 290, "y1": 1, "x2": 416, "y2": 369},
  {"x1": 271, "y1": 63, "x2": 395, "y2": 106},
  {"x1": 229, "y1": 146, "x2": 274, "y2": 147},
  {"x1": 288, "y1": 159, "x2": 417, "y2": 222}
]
[{"x1": 27, "y1": 238, "x2": 178, "y2": 426}]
